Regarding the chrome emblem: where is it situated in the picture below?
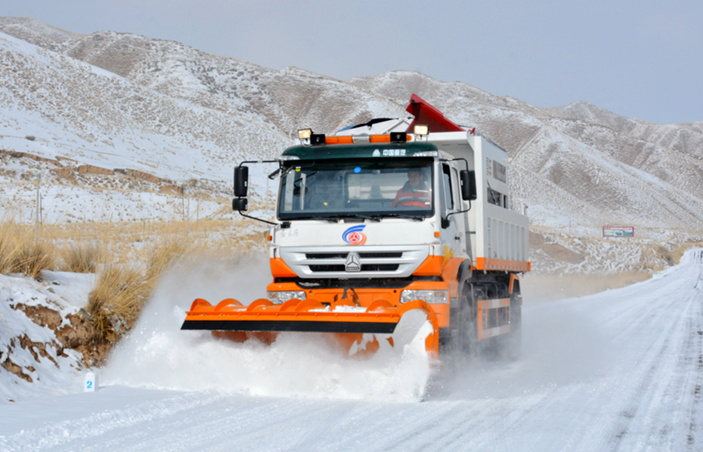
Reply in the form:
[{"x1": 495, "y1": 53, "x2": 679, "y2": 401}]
[{"x1": 345, "y1": 252, "x2": 361, "y2": 272}]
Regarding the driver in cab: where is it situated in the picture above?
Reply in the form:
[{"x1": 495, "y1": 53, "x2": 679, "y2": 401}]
[{"x1": 391, "y1": 169, "x2": 430, "y2": 208}]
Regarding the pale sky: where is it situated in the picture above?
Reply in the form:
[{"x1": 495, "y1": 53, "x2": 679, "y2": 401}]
[{"x1": 4, "y1": 0, "x2": 702, "y2": 124}]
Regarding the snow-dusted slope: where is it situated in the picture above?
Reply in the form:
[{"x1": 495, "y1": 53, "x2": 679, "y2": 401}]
[
  {"x1": 0, "y1": 31, "x2": 287, "y2": 183},
  {"x1": 0, "y1": 17, "x2": 406, "y2": 143},
  {"x1": 0, "y1": 17, "x2": 83, "y2": 53},
  {"x1": 62, "y1": 32, "x2": 406, "y2": 141},
  {"x1": 1, "y1": 17, "x2": 702, "y2": 272},
  {"x1": 3, "y1": 17, "x2": 703, "y2": 233},
  {"x1": 547, "y1": 100, "x2": 703, "y2": 161},
  {"x1": 0, "y1": 27, "x2": 283, "y2": 222},
  {"x1": 2, "y1": 249, "x2": 702, "y2": 450}
]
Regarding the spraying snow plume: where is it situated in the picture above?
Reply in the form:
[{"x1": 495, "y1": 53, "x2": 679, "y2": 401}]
[
  {"x1": 428, "y1": 293, "x2": 613, "y2": 401},
  {"x1": 103, "y1": 255, "x2": 432, "y2": 401}
]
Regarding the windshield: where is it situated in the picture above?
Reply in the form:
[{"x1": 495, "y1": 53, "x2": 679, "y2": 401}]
[{"x1": 278, "y1": 159, "x2": 434, "y2": 220}]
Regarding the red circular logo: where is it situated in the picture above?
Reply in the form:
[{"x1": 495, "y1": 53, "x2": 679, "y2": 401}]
[{"x1": 347, "y1": 232, "x2": 362, "y2": 244}]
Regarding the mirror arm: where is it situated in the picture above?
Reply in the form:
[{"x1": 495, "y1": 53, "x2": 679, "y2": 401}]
[
  {"x1": 443, "y1": 201, "x2": 472, "y2": 228},
  {"x1": 238, "y1": 209, "x2": 277, "y2": 226}
]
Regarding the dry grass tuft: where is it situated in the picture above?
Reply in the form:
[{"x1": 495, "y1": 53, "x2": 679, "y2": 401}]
[
  {"x1": 86, "y1": 237, "x2": 198, "y2": 348},
  {"x1": 61, "y1": 241, "x2": 103, "y2": 273},
  {"x1": 10, "y1": 239, "x2": 55, "y2": 279},
  {"x1": 146, "y1": 237, "x2": 192, "y2": 280},
  {"x1": 0, "y1": 221, "x2": 17, "y2": 274},
  {"x1": 86, "y1": 265, "x2": 149, "y2": 344},
  {"x1": 0, "y1": 220, "x2": 55, "y2": 278}
]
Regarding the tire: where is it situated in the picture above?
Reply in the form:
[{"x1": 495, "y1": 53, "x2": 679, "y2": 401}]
[{"x1": 456, "y1": 284, "x2": 477, "y2": 355}]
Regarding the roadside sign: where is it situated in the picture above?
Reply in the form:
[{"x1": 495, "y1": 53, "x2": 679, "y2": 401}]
[{"x1": 603, "y1": 226, "x2": 635, "y2": 237}]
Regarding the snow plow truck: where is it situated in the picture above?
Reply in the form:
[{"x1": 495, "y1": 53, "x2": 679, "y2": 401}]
[{"x1": 181, "y1": 95, "x2": 530, "y2": 362}]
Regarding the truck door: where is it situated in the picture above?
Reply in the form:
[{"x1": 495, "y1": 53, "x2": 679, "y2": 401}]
[{"x1": 440, "y1": 163, "x2": 465, "y2": 256}]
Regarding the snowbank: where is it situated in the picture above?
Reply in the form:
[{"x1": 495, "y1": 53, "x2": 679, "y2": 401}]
[{"x1": 0, "y1": 273, "x2": 90, "y2": 403}]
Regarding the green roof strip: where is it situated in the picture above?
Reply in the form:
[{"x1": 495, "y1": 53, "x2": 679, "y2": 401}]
[{"x1": 281, "y1": 142, "x2": 440, "y2": 160}]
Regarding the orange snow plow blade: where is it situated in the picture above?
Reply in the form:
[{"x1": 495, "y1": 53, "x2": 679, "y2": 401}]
[{"x1": 181, "y1": 298, "x2": 439, "y2": 358}]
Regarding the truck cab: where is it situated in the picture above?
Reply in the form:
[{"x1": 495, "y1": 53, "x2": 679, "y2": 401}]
[
  {"x1": 206, "y1": 95, "x2": 530, "y2": 357},
  {"x1": 261, "y1": 118, "x2": 529, "y2": 345},
  {"x1": 267, "y1": 140, "x2": 466, "y2": 331}
]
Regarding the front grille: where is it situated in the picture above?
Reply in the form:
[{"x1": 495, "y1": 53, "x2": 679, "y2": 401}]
[
  {"x1": 305, "y1": 252, "x2": 402, "y2": 259},
  {"x1": 306, "y1": 253, "x2": 348, "y2": 259},
  {"x1": 280, "y1": 245, "x2": 430, "y2": 279},
  {"x1": 361, "y1": 264, "x2": 399, "y2": 271},
  {"x1": 309, "y1": 265, "x2": 346, "y2": 272},
  {"x1": 360, "y1": 252, "x2": 403, "y2": 258},
  {"x1": 273, "y1": 275, "x2": 442, "y2": 289},
  {"x1": 308, "y1": 264, "x2": 400, "y2": 273}
]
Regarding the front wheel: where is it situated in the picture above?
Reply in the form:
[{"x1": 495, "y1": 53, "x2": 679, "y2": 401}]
[{"x1": 456, "y1": 285, "x2": 478, "y2": 355}]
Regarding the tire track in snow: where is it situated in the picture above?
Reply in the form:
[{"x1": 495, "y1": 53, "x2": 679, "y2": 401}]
[
  {"x1": 606, "y1": 249, "x2": 703, "y2": 450},
  {"x1": 683, "y1": 249, "x2": 703, "y2": 451},
  {"x1": 0, "y1": 391, "x2": 225, "y2": 452}
]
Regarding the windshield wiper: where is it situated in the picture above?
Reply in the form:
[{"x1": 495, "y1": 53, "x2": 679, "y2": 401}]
[
  {"x1": 287, "y1": 213, "x2": 424, "y2": 222},
  {"x1": 374, "y1": 213, "x2": 425, "y2": 221},
  {"x1": 338, "y1": 214, "x2": 381, "y2": 222},
  {"x1": 292, "y1": 215, "x2": 339, "y2": 222}
]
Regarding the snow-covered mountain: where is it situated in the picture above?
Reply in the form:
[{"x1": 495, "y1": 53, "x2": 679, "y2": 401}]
[{"x1": 1, "y1": 16, "x2": 702, "y2": 269}]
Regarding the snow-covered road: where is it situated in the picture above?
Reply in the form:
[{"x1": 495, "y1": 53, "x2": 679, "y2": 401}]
[{"x1": 2, "y1": 250, "x2": 702, "y2": 451}]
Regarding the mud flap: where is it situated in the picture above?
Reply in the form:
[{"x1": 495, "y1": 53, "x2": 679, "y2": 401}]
[{"x1": 476, "y1": 298, "x2": 511, "y2": 340}]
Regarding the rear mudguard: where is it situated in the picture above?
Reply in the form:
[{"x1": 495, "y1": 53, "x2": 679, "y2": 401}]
[{"x1": 181, "y1": 298, "x2": 439, "y2": 359}]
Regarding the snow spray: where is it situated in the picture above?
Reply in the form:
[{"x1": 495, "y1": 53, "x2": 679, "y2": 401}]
[{"x1": 103, "y1": 255, "x2": 432, "y2": 401}]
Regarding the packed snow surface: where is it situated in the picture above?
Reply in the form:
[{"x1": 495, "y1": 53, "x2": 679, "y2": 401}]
[{"x1": 1, "y1": 249, "x2": 703, "y2": 451}]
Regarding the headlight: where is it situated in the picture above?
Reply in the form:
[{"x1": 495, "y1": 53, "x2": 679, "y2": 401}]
[
  {"x1": 400, "y1": 289, "x2": 448, "y2": 304},
  {"x1": 297, "y1": 128, "x2": 313, "y2": 139},
  {"x1": 267, "y1": 291, "x2": 306, "y2": 304},
  {"x1": 413, "y1": 124, "x2": 429, "y2": 136}
]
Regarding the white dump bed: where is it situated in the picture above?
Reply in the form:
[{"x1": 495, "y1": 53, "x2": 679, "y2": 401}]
[{"x1": 429, "y1": 132, "x2": 530, "y2": 270}]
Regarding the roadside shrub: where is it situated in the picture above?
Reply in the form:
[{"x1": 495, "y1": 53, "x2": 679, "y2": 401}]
[
  {"x1": 86, "y1": 265, "x2": 149, "y2": 343},
  {"x1": 146, "y1": 237, "x2": 191, "y2": 281},
  {"x1": 9, "y1": 239, "x2": 55, "y2": 279},
  {"x1": 62, "y1": 241, "x2": 103, "y2": 273},
  {"x1": 0, "y1": 220, "x2": 56, "y2": 278},
  {"x1": 0, "y1": 221, "x2": 17, "y2": 274}
]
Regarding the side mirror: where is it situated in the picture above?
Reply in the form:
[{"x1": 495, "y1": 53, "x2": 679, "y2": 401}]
[
  {"x1": 234, "y1": 166, "x2": 249, "y2": 197},
  {"x1": 460, "y1": 170, "x2": 477, "y2": 201},
  {"x1": 232, "y1": 197, "x2": 248, "y2": 211}
]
